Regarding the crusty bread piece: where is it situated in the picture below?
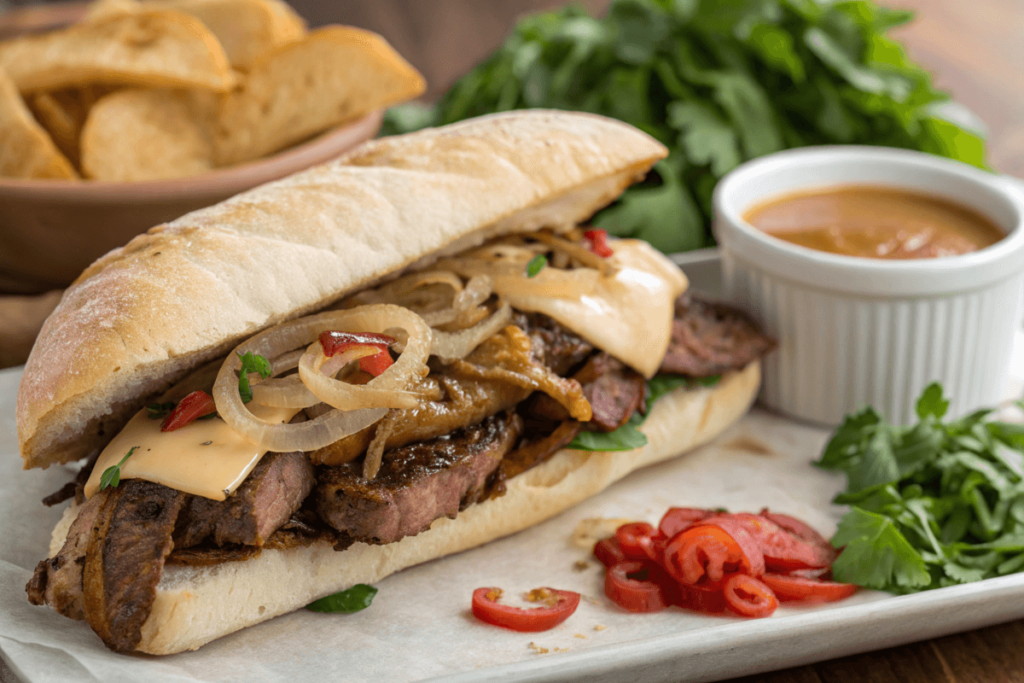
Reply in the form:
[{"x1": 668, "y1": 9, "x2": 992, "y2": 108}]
[
  {"x1": 47, "y1": 361, "x2": 759, "y2": 654},
  {"x1": 18, "y1": 111, "x2": 667, "y2": 470}
]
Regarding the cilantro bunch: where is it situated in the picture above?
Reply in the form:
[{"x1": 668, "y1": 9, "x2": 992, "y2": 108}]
[
  {"x1": 384, "y1": 0, "x2": 986, "y2": 254},
  {"x1": 818, "y1": 384, "x2": 1024, "y2": 593}
]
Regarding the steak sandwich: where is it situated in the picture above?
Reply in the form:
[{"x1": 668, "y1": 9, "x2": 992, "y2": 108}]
[{"x1": 18, "y1": 110, "x2": 774, "y2": 654}]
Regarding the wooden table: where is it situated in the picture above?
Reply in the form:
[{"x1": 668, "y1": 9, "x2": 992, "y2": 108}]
[{"x1": 1, "y1": 1, "x2": 1023, "y2": 679}]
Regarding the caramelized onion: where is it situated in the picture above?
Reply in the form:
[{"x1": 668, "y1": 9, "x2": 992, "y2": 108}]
[
  {"x1": 363, "y1": 410, "x2": 398, "y2": 479},
  {"x1": 431, "y1": 302, "x2": 512, "y2": 363}
]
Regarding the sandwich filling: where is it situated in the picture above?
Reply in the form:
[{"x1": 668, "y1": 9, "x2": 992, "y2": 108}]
[{"x1": 27, "y1": 230, "x2": 775, "y2": 652}]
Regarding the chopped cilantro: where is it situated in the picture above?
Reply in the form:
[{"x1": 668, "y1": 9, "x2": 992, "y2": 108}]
[
  {"x1": 237, "y1": 351, "x2": 272, "y2": 403},
  {"x1": 526, "y1": 254, "x2": 547, "y2": 278},
  {"x1": 98, "y1": 447, "x2": 137, "y2": 491},
  {"x1": 307, "y1": 584, "x2": 378, "y2": 614}
]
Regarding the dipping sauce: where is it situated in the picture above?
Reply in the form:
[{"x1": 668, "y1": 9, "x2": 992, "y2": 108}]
[{"x1": 744, "y1": 185, "x2": 1004, "y2": 259}]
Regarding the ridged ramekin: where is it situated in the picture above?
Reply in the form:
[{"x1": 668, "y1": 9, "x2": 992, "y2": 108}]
[{"x1": 713, "y1": 146, "x2": 1024, "y2": 426}]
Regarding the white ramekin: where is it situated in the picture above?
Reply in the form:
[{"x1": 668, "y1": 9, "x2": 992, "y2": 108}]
[{"x1": 713, "y1": 146, "x2": 1024, "y2": 426}]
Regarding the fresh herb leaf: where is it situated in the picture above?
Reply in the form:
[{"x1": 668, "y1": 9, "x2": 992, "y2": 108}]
[
  {"x1": 306, "y1": 584, "x2": 378, "y2": 614},
  {"x1": 526, "y1": 254, "x2": 547, "y2": 278},
  {"x1": 383, "y1": 0, "x2": 986, "y2": 253},
  {"x1": 647, "y1": 374, "x2": 721, "y2": 406},
  {"x1": 569, "y1": 412, "x2": 648, "y2": 452},
  {"x1": 237, "y1": 352, "x2": 272, "y2": 404},
  {"x1": 820, "y1": 383, "x2": 1024, "y2": 593},
  {"x1": 99, "y1": 447, "x2": 137, "y2": 491},
  {"x1": 830, "y1": 507, "x2": 931, "y2": 590},
  {"x1": 146, "y1": 402, "x2": 176, "y2": 420},
  {"x1": 916, "y1": 382, "x2": 949, "y2": 420},
  {"x1": 646, "y1": 375, "x2": 687, "y2": 406}
]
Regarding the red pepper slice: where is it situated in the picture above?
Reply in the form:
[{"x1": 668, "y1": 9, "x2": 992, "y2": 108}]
[
  {"x1": 471, "y1": 587, "x2": 580, "y2": 632},
  {"x1": 703, "y1": 513, "x2": 831, "y2": 571},
  {"x1": 594, "y1": 537, "x2": 627, "y2": 568},
  {"x1": 615, "y1": 522, "x2": 658, "y2": 560},
  {"x1": 663, "y1": 525, "x2": 752, "y2": 586},
  {"x1": 759, "y1": 509, "x2": 837, "y2": 567},
  {"x1": 318, "y1": 330, "x2": 395, "y2": 378},
  {"x1": 583, "y1": 229, "x2": 614, "y2": 258},
  {"x1": 678, "y1": 581, "x2": 728, "y2": 614},
  {"x1": 318, "y1": 330, "x2": 395, "y2": 356},
  {"x1": 659, "y1": 507, "x2": 713, "y2": 539},
  {"x1": 723, "y1": 574, "x2": 778, "y2": 618},
  {"x1": 759, "y1": 573, "x2": 857, "y2": 603},
  {"x1": 161, "y1": 390, "x2": 216, "y2": 432},
  {"x1": 604, "y1": 561, "x2": 669, "y2": 613},
  {"x1": 358, "y1": 350, "x2": 394, "y2": 377}
]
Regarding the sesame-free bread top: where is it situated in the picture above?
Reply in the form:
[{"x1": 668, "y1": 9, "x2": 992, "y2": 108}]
[{"x1": 17, "y1": 110, "x2": 667, "y2": 470}]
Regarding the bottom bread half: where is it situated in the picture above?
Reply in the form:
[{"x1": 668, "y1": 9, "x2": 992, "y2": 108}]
[{"x1": 49, "y1": 361, "x2": 760, "y2": 654}]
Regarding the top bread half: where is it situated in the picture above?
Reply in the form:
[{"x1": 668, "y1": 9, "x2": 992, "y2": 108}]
[{"x1": 17, "y1": 110, "x2": 668, "y2": 471}]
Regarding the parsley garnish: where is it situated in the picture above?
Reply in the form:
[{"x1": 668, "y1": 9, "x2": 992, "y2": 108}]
[
  {"x1": 383, "y1": 0, "x2": 985, "y2": 253},
  {"x1": 99, "y1": 447, "x2": 137, "y2": 491},
  {"x1": 237, "y1": 352, "x2": 272, "y2": 403},
  {"x1": 526, "y1": 254, "x2": 547, "y2": 278},
  {"x1": 818, "y1": 383, "x2": 1024, "y2": 593},
  {"x1": 306, "y1": 584, "x2": 378, "y2": 613},
  {"x1": 146, "y1": 402, "x2": 176, "y2": 420}
]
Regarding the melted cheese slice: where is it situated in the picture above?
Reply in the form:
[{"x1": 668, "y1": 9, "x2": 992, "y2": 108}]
[
  {"x1": 84, "y1": 403, "x2": 299, "y2": 501},
  {"x1": 492, "y1": 239, "x2": 687, "y2": 377}
]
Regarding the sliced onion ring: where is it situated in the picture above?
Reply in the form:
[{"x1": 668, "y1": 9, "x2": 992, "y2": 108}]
[
  {"x1": 214, "y1": 305, "x2": 430, "y2": 451},
  {"x1": 431, "y1": 302, "x2": 512, "y2": 363},
  {"x1": 298, "y1": 305, "x2": 431, "y2": 411}
]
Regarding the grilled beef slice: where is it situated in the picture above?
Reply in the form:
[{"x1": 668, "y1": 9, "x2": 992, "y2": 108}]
[
  {"x1": 174, "y1": 451, "x2": 314, "y2": 548},
  {"x1": 513, "y1": 311, "x2": 593, "y2": 376},
  {"x1": 81, "y1": 480, "x2": 186, "y2": 653},
  {"x1": 28, "y1": 451, "x2": 313, "y2": 650},
  {"x1": 526, "y1": 353, "x2": 645, "y2": 432},
  {"x1": 660, "y1": 295, "x2": 776, "y2": 377},
  {"x1": 315, "y1": 412, "x2": 523, "y2": 544},
  {"x1": 26, "y1": 489, "x2": 107, "y2": 620}
]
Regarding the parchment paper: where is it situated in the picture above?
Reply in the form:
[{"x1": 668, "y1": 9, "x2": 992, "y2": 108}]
[{"x1": 1, "y1": 330, "x2": 1022, "y2": 683}]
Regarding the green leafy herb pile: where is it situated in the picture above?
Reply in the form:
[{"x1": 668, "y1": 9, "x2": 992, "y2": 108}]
[
  {"x1": 818, "y1": 384, "x2": 1024, "y2": 593},
  {"x1": 384, "y1": 0, "x2": 986, "y2": 254}
]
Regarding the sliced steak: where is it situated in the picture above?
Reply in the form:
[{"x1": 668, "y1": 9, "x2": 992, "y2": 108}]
[
  {"x1": 175, "y1": 450, "x2": 314, "y2": 548},
  {"x1": 501, "y1": 420, "x2": 582, "y2": 481},
  {"x1": 660, "y1": 295, "x2": 776, "y2": 377},
  {"x1": 26, "y1": 489, "x2": 108, "y2": 620},
  {"x1": 312, "y1": 371, "x2": 529, "y2": 466},
  {"x1": 316, "y1": 411, "x2": 523, "y2": 544},
  {"x1": 527, "y1": 353, "x2": 645, "y2": 432},
  {"x1": 577, "y1": 354, "x2": 645, "y2": 431},
  {"x1": 513, "y1": 312, "x2": 594, "y2": 376},
  {"x1": 82, "y1": 480, "x2": 186, "y2": 653}
]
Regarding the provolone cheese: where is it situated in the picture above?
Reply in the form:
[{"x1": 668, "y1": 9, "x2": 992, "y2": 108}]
[
  {"x1": 84, "y1": 403, "x2": 299, "y2": 501},
  {"x1": 493, "y1": 239, "x2": 687, "y2": 377}
]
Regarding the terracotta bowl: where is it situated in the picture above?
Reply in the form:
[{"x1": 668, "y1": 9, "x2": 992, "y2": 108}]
[
  {"x1": 0, "y1": 111, "x2": 383, "y2": 294},
  {"x1": 0, "y1": 3, "x2": 384, "y2": 294}
]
